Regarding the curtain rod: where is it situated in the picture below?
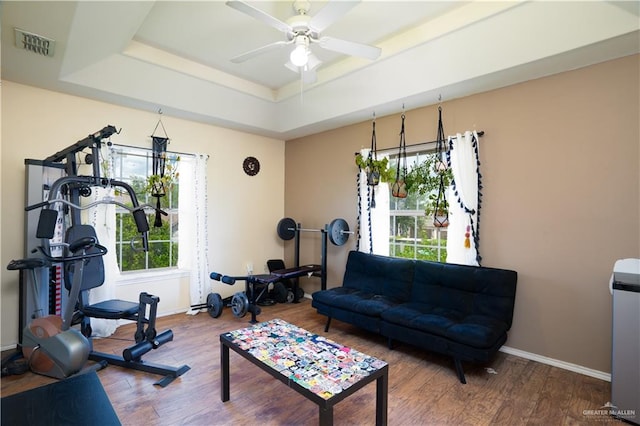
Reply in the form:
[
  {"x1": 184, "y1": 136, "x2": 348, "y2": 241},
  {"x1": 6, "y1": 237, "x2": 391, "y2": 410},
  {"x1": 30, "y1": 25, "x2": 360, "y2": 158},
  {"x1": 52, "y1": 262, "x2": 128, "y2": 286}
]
[
  {"x1": 405, "y1": 130, "x2": 484, "y2": 149},
  {"x1": 355, "y1": 131, "x2": 484, "y2": 156},
  {"x1": 107, "y1": 142, "x2": 207, "y2": 159}
]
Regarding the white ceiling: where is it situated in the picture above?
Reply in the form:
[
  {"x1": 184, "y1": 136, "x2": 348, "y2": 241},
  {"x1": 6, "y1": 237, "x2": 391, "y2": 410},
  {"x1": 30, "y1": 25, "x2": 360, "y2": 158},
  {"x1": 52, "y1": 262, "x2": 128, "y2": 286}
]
[{"x1": 2, "y1": 1, "x2": 639, "y2": 140}]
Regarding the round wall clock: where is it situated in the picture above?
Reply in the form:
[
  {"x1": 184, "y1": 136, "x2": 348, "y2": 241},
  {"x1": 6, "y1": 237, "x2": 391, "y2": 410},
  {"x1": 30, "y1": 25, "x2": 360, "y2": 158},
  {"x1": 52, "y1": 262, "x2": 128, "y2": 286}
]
[{"x1": 243, "y1": 156, "x2": 260, "y2": 176}]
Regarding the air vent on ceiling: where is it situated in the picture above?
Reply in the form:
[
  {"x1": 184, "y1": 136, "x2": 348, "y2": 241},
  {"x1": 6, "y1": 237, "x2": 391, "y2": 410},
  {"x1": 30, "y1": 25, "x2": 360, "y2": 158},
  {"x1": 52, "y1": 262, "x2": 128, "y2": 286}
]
[{"x1": 14, "y1": 28, "x2": 55, "y2": 57}]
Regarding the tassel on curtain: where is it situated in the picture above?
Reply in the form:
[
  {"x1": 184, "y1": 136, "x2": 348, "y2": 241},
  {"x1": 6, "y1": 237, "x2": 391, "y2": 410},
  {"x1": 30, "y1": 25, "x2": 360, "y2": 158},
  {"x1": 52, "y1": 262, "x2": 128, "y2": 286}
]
[
  {"x1": 357, "y1": 149, "x2": 374, "y2": 254},
  {"x1": 446, "y1": 131, "x2": 482, "y2": 266}
]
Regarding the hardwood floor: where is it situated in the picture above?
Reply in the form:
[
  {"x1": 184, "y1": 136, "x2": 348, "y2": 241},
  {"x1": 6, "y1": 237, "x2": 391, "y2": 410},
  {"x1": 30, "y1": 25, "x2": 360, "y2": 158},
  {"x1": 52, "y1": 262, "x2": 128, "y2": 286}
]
[{"x1": 2, "y1": 299, "x2": 620, "y2": 425}]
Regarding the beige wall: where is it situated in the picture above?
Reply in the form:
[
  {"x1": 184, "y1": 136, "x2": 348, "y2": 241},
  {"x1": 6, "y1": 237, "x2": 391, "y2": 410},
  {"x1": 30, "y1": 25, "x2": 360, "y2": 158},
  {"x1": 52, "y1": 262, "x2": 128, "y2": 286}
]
[
  {"x1": 1, "y1": 81, "x2": 286, "y2": 348},
  {"x1": 285, "y1": 54, "x2": 640, "y2": 374}
]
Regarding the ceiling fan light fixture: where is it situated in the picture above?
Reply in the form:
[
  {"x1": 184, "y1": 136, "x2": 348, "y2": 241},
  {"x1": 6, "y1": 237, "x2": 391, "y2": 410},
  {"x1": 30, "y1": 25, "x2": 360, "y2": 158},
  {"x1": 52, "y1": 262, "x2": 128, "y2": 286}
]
[
  {"x1": 306, "y1": 52, "x2": 321, "y2": 71},
  {"x1": 290, "y1": 44, "x2": 308, "y2": 67}
]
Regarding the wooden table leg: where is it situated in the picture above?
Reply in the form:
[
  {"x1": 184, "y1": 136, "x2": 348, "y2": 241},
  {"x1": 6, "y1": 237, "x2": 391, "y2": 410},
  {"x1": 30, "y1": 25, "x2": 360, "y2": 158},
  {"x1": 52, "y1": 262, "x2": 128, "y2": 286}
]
[
  {"x1": 376, "y1": 368, "x2": 388, "y2": 426},
  {"x1": 221, "y1": 342, "x2": 230, "y2": 402}
]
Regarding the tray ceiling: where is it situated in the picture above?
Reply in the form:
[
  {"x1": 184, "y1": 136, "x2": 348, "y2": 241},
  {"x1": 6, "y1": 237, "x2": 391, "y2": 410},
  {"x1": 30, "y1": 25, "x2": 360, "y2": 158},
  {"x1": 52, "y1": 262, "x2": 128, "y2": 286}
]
[{"x1": 2, "y1": 1, "x2": 638, "y2": 140}]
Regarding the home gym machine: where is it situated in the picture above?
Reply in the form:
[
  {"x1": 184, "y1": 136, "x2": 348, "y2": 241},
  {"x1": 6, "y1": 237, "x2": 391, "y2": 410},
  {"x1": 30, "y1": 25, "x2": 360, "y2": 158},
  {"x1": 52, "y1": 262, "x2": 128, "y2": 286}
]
[
  {"x1": 197, "y1": 218, "x2": 352, "y2": 323},
  {"x1": 8, "y1": 125, "x2": 189, "y2": 386}
]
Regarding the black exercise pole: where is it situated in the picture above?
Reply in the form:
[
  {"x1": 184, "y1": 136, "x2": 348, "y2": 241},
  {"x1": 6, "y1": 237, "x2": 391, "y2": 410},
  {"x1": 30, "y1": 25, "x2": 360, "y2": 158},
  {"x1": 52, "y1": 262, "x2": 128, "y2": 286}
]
[
  {"x1": 294, "y1": 223, "x2": 301, "y2": 269},
  {"x1": 321, "y1": 225, "x2": 328, "y2": 291}
]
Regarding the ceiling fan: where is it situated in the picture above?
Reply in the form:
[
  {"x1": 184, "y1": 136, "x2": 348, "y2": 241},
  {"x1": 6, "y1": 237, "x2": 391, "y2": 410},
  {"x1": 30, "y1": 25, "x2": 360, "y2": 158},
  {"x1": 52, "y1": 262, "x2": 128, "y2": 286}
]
[{"x1": 226, "y1": 0, "x2": 382, "y2": 84}]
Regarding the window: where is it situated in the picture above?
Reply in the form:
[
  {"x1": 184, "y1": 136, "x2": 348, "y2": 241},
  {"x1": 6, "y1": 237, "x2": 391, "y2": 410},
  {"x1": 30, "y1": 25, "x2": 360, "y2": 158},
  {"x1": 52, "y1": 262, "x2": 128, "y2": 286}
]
[
  {"x1": 387, "y1": 149, "x2": 448, "y2": 262},
  {"x1": 110, "y1": 146, "x2": 179, "y2": 272}
]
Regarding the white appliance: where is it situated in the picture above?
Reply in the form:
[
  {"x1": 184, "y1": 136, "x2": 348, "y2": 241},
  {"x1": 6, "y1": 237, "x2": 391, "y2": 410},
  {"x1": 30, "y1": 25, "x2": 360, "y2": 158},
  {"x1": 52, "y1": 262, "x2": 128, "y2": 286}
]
[{"x1": 611, "y1": 258, "x2": 640, "y2": 425}]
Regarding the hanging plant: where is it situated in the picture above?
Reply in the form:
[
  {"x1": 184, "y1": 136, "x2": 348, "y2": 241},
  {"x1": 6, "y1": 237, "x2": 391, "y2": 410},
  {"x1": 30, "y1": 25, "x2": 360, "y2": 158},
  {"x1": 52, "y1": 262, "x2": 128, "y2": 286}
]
[
  {"x1": 145, "y1": 154, "x2": 180, "y2": 198},
  {"x1": 403, "y1": 105, "x2": 452, "y2": 226},
  {"x1": 148, "y1": 113, "x2": 177, "y2": 227},
  {"x1": 354, "y1": 153, "x2": 394, "y2": 184},
  {"x1": 404, "y1": 153, "x2": 453, "y2": 221},
  {"x1": 404, "y1": 154, "x2": 451, "y2": 193},
  {"x1": 356, "y1": 118, "x2": 395, "y2": 186},
  {"x1": 427, "y1": 193, "x2": 450, "y2": 227},
  {"x1": 391, "y1": 113, "x2": 408, "y2": 198}
]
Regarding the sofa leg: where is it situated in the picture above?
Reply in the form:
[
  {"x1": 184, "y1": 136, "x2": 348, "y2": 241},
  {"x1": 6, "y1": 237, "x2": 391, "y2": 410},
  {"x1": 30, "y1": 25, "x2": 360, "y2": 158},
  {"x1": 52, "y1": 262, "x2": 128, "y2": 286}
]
[
  {"x1": 324, "y1": 317, "x2": 332, "y2": 332},
  {"x1": 453, "y1": 358, "x2": 467, "y2": 384}
]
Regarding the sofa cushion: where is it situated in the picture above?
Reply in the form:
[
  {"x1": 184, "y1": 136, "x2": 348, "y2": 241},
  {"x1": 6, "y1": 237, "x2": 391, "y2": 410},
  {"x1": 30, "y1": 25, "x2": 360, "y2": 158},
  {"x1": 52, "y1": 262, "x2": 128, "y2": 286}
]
[
  {"x1": 411, "y1": 260, "x2": 517, "y2": 327},
  {"x1": 342, "y1": 251, "x2": 414, "y2": 302},
  {"x1": 312, "y1": 287, "x2": 399, "y2": 317},
  {"x1": 381, "y1": 302, "x2": 509, "y2": 348}
]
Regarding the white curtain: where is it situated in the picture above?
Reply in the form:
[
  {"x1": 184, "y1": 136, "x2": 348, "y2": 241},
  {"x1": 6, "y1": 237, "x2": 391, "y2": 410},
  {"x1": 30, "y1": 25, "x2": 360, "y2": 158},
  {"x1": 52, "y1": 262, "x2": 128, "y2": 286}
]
[
  {"x1": 357, "y1": 149, "x2": 390, "y2": 256},
  {"x1": 178, "y1": 154, "x2": 210, "y2": 310},
  {"x1": 446, "y1": 131, "x2": 481, "y2": 266},
  {"x1": 81, "y1": 186, "x2": 120, "y2": 337}
]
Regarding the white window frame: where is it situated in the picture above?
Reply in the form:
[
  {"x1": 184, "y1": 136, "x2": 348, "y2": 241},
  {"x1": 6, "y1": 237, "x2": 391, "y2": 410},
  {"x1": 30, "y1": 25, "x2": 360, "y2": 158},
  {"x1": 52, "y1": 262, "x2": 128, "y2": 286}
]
[
  {"x1": 383, "y1": 142, "x2": 448, "y2": 262},
  {"x1": 110, "y1": 145, "x2": 180, "y2": 273}
]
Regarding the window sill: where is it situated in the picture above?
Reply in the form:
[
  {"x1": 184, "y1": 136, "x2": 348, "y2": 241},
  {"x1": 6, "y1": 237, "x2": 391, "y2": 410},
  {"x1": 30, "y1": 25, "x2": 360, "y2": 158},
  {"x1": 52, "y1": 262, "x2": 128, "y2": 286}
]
[{"x1": 115, "y1": 268, "x2": 190, "y2": 286}]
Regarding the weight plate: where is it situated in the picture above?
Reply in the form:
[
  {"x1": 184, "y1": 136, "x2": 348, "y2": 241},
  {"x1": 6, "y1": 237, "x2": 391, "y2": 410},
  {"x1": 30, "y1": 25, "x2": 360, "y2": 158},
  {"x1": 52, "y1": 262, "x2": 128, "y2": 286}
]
[
  {"x1": 231, "y1": 292, "x2": 248, "y2": 318},
  {"x1": 328, "y1": 218, "x2": 350, "y2": 246},
  {"x1": 273, "y1": 282, "x2": 288, "y2": 303},
  {"x1": 286, "y1": 290, "x2": 295, "y2": 303},
  {"x1": 207, "y1": 292, "x2": 223, "y2": 318},
  {"x1": 277, "y1": 217, "x2": 297, "y2": 241}
]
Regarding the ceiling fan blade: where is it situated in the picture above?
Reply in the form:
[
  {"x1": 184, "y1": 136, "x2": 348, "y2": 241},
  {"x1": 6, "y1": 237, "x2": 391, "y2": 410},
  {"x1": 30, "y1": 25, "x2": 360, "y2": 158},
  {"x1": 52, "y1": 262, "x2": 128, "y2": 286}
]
[
  {"x1": 309, "y1": 0, "x2": 359, "y2": 33},
  {"x1": 319, "y1": 36, "x2": 381, "y2": 60},
  {"x1": 226, "y1": 0, "x2": 292, "y2": 34},
  {"x1": 231, "y1": 40, "x2": 290, "y2": 63}
]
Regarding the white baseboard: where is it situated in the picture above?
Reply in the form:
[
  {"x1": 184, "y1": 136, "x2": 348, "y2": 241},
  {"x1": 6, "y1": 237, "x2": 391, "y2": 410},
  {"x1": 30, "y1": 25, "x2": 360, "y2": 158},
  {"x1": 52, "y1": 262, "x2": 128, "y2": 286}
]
[{"x1": 500, "y1": 345, "x2": 611, "y2": 382}]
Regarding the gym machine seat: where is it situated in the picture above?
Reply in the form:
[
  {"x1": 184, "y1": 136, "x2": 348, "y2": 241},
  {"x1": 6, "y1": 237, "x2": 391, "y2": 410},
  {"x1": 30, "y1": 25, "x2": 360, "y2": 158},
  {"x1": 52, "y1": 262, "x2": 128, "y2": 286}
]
[
  {"x1": 65, "y1": 224, "x2": 190, "y2": 387},
  {"x1": 81, "y1": 300, "x2": 139, "y2": 320}
]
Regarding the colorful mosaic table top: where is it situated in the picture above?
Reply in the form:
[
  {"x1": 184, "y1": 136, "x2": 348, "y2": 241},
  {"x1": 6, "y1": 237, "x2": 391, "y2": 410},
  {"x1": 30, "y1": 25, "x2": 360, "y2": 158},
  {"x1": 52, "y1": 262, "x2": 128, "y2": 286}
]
[{"x1": 221, "y1": 318, "x2": 388, "y2": 400}]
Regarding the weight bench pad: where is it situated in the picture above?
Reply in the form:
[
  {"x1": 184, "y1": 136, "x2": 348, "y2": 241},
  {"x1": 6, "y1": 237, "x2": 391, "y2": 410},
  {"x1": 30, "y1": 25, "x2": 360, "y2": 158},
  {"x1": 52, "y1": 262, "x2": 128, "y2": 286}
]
[{"x1": 83, "y1": 299, "x2": 139, "y2": 319}]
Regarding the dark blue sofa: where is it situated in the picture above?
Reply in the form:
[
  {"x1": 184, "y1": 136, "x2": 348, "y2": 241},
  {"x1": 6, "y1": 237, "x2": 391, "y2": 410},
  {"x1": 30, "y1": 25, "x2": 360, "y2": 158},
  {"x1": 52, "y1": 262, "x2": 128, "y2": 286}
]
[{"x1": 311, "y1": 251, "x2": 517, "y2": 383}]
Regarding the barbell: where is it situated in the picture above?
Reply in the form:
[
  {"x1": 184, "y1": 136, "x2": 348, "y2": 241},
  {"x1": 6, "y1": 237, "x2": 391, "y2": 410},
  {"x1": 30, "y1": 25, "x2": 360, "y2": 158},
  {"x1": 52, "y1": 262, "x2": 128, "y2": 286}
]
[{"x1": 277, "y1": 217, "x2": 353, "y2": 246}]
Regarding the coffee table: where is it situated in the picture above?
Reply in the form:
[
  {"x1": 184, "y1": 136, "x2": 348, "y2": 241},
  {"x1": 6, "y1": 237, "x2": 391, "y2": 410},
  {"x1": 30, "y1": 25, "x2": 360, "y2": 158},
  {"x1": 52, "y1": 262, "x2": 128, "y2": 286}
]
[{"x1": 220, "y1": 318, "x2": 388, "y2": 426}]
